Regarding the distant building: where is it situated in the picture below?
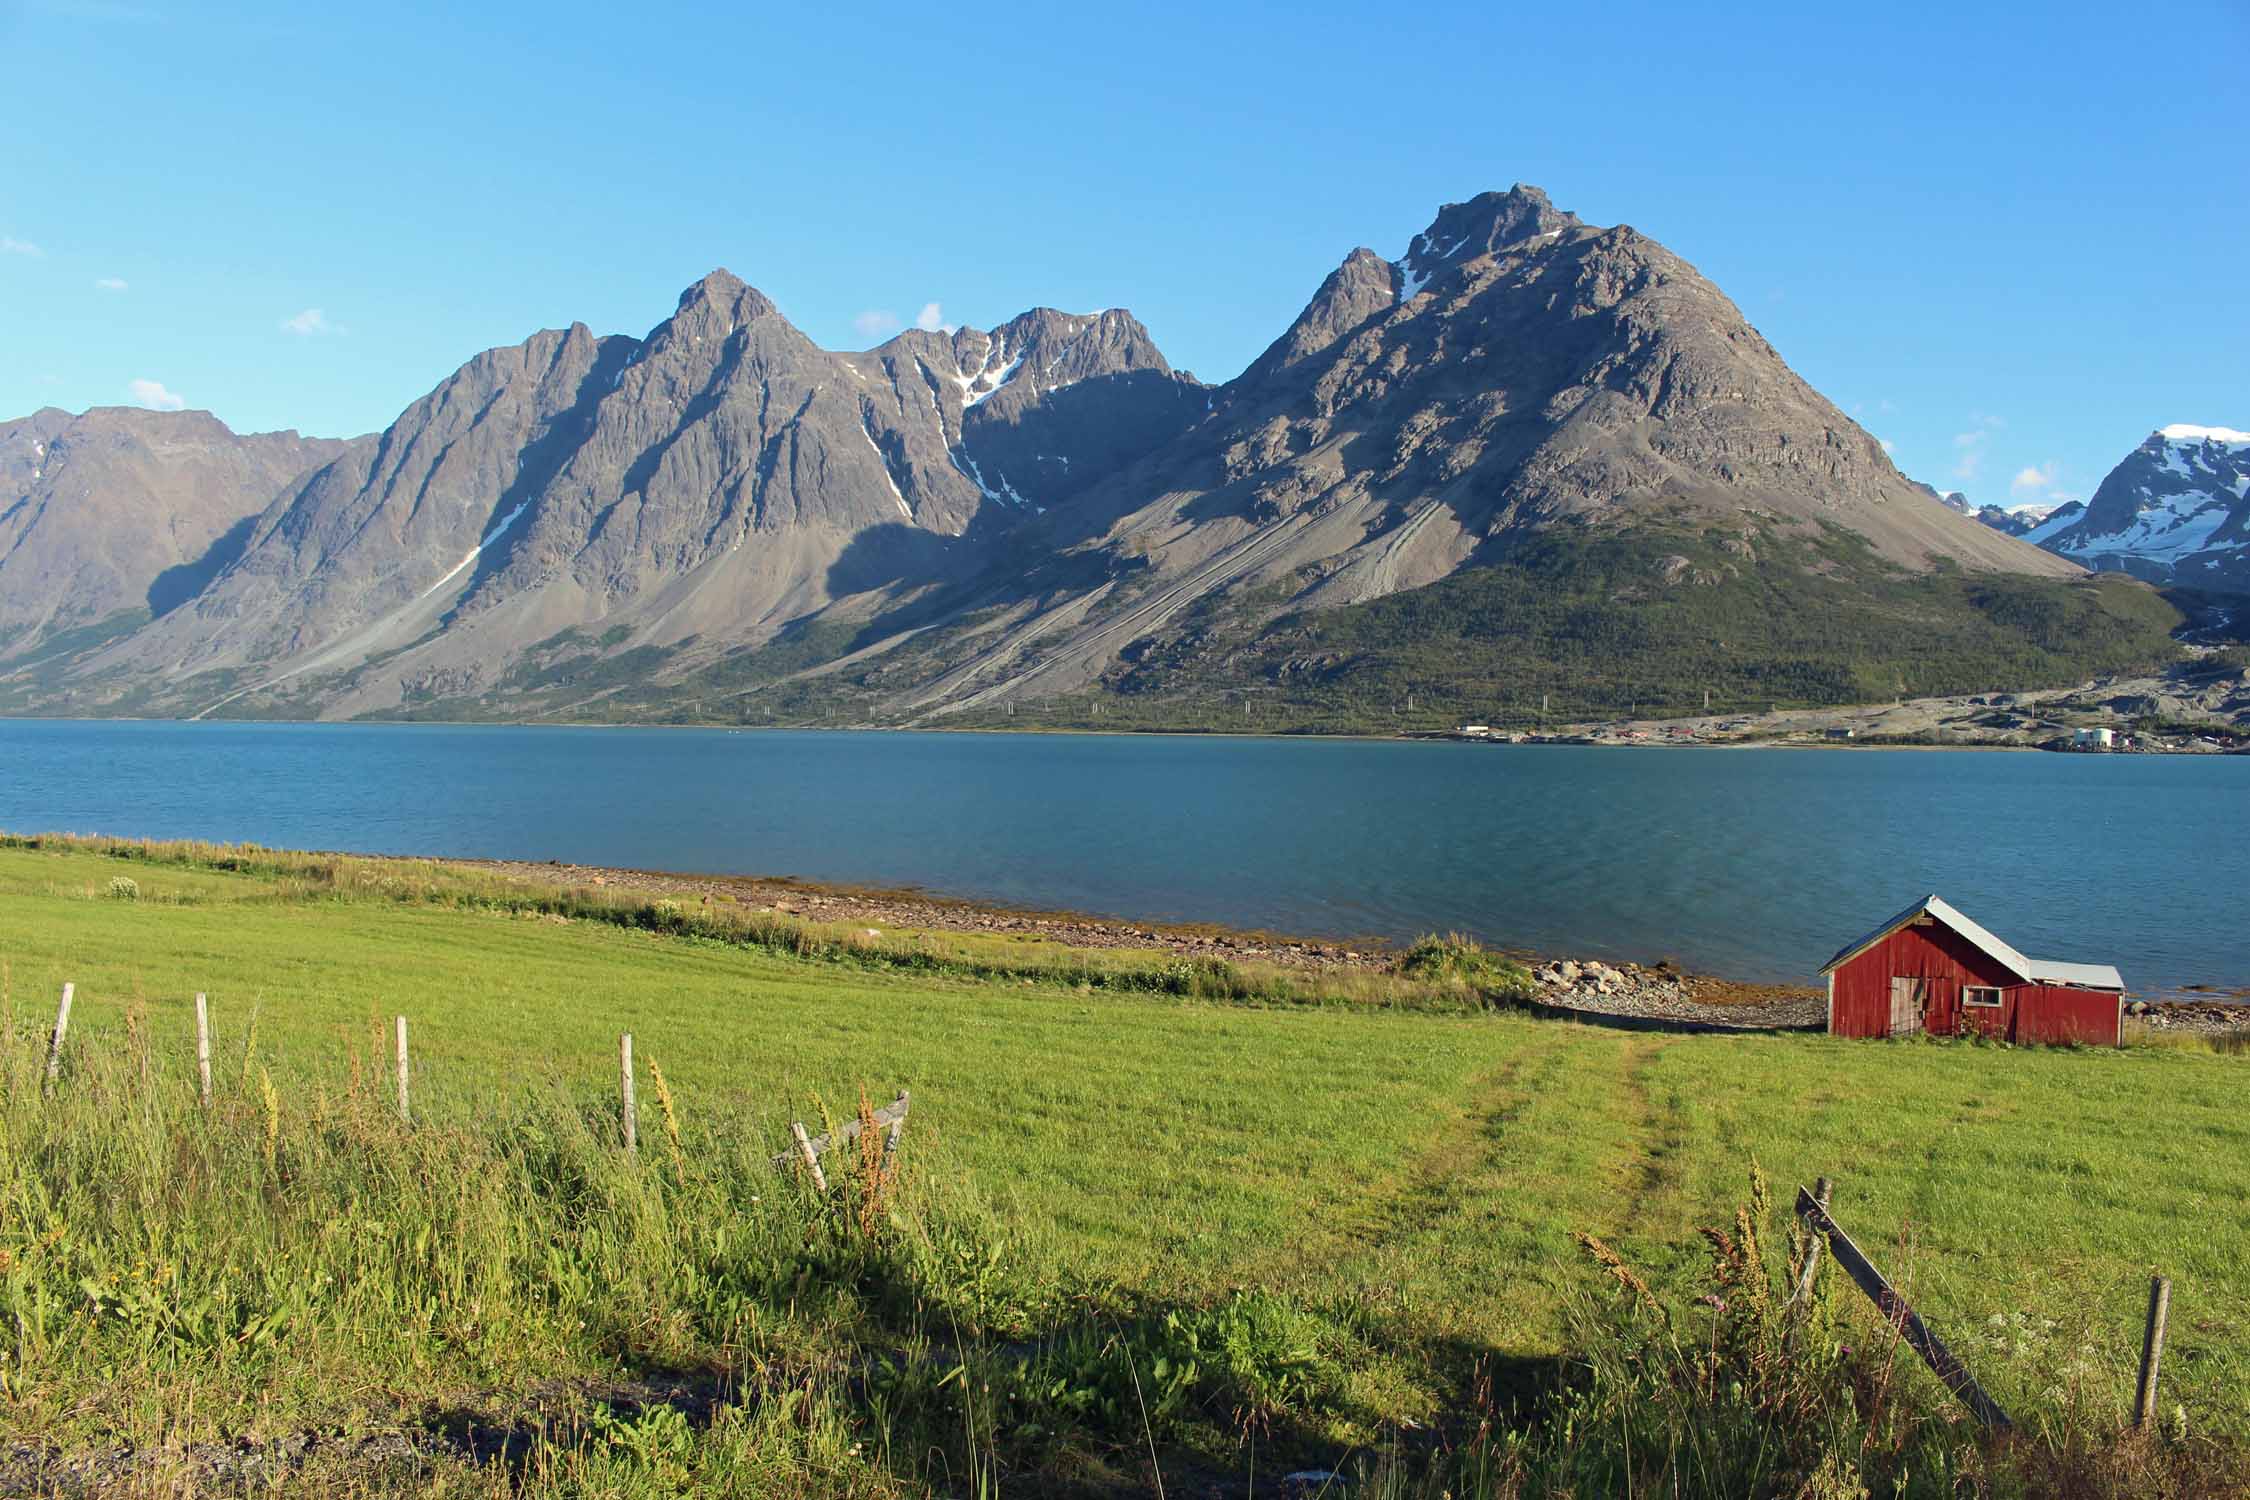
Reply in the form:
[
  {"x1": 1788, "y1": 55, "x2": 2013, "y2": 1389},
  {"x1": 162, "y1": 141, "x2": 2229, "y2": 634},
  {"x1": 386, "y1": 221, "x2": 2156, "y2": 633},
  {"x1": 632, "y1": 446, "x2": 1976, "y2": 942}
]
[
  {"x1": 1456, "y1": 724, "x2": 1491, "y2": 736},
  {"x1": 1819, "y1": 894, "x2": 2124, "y2": 1046},
  {"x1": 1824, "y1": 727, "x2": 1856, "y2": 740},
  {"x1": 2073, "y1": 726, "x2": 2115, "y2": 749}
]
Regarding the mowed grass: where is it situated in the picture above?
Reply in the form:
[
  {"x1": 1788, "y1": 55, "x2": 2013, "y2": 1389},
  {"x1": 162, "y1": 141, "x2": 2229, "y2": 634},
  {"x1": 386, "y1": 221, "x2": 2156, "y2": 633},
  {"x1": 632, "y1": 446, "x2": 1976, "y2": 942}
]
[{"x1": 6, "y1": 838, "x2": 2249, "y2": 1459}]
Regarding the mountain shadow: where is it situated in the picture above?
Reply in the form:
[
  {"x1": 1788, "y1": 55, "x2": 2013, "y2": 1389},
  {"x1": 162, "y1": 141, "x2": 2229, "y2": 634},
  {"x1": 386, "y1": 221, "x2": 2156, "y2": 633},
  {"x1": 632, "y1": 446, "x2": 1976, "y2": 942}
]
[{"x1": 146, "y1": 510, "x2": 262, "y2": 618}]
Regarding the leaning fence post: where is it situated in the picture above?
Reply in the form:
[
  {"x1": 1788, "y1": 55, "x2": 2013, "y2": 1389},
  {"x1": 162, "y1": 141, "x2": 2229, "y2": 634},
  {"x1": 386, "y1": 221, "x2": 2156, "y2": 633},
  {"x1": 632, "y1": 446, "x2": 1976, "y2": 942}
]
[
  {"x1": 619, "y1": 1033, "x2": 638, "y2": 1156},
  {"x1": 43, "y1": 983, "x2": 74, "y2": 1090},
  {"x1": 791, "y1": 1121, "x2": 829, "y2": 1192},
  {"x1": 1794, "y1": 1185, "x2": 2011, "y2": 1430},
  {"x1": 1789, "y1": 1176, "x2": 1834, "y2": 1305},
  {"x1": 195, "y1": 992, "x2": 213, "y2": 1108},
  {"x1": 394, "y1": 1014, "x2": 411, "y2": 1124},
  {"x1": 2134, "y1": 1275, "x2": 2172, "y2": 1429},
  {"x1": 885, "y1": 1089, "x2": 909, "y2": 1156}
]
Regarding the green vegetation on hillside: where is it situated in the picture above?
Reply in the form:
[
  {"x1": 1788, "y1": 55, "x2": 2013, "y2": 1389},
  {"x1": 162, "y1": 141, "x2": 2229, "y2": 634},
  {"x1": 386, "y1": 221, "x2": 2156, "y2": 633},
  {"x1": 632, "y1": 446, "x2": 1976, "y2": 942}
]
[
  {"x1": 969, "y1": 526, "x2": 2186, "y2": 735},
  {"x1": 390, "y1": 523, "x2": 2183, "y2": 735},
  {"x1": 2, "y1": 519, "x2": 2188, "y2": 735},
  {"x1": 3, "y1": 836, "x2": 2244, "y2": 1495}
]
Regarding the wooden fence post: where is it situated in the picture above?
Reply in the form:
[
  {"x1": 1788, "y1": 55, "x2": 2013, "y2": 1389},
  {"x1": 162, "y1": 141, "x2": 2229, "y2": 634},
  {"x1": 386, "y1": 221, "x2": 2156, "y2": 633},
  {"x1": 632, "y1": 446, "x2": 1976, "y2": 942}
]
[
  {"x1": 2134, "y1": 1275, "x2": 2172, "y2": 1430},
  {"x1": 1794, "y1": 1185, "x2": 2012, "y2": 1430},
  {"x1": 791, "y1": 1121, "x2": 829, "y2": 1192},
  {"x1": 1789, "y1": 1176, "x2": 1833, "y2": 1305},
  {"x1": 766, "y1": 1092, "x2": 912, "y2": 1172},
  {"x1": 195, "y1": 992, "x2": 213, "y2": 1108},
  {"x1": 885, "y1": 1089, "x2": 909, "y2": 1156},
  {"x1": 43, "y1": 983, "x2": 73, "y2": 1090},
  {"x1": 620, "y1": 1033, "x2": 637, "y2": 1156},
  {"x1": 394, "y1": 1015, "x2": 411, "y2": 1124}
]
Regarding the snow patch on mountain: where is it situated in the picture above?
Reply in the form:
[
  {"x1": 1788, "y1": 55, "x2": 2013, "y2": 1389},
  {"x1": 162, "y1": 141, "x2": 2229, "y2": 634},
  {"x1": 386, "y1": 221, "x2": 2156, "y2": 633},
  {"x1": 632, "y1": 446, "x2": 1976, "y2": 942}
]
[
  {"x1": 419, "y1": 499, "x2": 530, "y2": 601},
  {"x1": 2017, "y1": 424, "x2": 2250, "y2": 592},
  {"x1": 2066, "y1": 490, "x2": 2234, "y2": 561},
  {"x1": 858, "y1": 416, "x2": 911, "y2": 520},
  {"x1": 2159, "y1": 423, "x2": 2250, "y2": 446}
]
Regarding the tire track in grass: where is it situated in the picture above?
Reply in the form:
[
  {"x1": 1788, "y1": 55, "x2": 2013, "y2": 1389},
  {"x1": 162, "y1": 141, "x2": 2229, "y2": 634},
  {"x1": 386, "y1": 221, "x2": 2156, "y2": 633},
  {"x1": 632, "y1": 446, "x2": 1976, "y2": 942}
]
[
  {"x1": 1237, "y1": 1027, "x2": 1572, "y2": 1301},
  {"x1": 1311, "y1": 1027, "x2": 1707, "y2": 1376},
  {"x1": 1617, "y1": 1035, "x2": 1690, "y2": 1217},
  {"x1": 1242, "y1": 1025, "x2": 1696, "y2": 1366},
  {"x1": 1581, "y1": 1033, "x2": 1715, "y2": 1304}
]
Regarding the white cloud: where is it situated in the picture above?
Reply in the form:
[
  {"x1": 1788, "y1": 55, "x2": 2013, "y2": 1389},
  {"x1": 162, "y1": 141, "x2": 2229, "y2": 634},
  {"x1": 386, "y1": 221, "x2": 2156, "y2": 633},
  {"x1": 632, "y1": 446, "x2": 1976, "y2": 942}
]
[
  {"x1": 128, "y1": 377, "x2": 185, "y2": 411},
  {"x1": 281, "y1": 307, "x2": 340, "y2": 336},
  {"x1": 1950, "y1": 413, "x2": 2005, "y2": 481},
  {"x1": 1, "y1": 235, "x2": 43, "y2": 257},
  {"x1": 2009, "y1": 463, "x2": 2058, "y2": 497},
  {"x1": 95, "y1": 276, "x2": 128, "y2": 292},
  {"x1": 914, "y1": 301, "x2": 953, "y2": 334},
  {"x1": 1878, "y1": 437, "x2": 1896, "y2": 455},
  {"x1": 853, "y1": 308, "x2": 903, "y2": 340}
]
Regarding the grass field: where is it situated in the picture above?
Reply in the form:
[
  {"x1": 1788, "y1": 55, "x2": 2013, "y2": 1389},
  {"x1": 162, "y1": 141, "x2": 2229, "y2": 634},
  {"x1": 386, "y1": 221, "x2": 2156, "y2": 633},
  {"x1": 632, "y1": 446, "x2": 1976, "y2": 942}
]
[{"x1": 4, "y1": 835, "x2": 2247, "y2": 1495}]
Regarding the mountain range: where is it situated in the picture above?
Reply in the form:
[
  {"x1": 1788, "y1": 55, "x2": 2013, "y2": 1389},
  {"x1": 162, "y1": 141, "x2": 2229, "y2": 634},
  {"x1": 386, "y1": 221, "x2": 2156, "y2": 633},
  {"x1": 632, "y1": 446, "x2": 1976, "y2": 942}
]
[
  {"x1": 0, "y1": 187, "x2": 2195, "y2": 730},
  {"x1": 1992, "y1": 426, "x2": 2250, "y2": 596}
]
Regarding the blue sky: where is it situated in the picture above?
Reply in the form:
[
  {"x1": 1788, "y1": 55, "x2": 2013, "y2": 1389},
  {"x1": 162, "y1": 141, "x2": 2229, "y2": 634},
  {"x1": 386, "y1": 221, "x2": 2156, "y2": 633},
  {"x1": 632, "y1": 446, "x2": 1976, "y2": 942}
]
[{"x1": 4, "y1": 0, "x2": 2244, "y2": 512}]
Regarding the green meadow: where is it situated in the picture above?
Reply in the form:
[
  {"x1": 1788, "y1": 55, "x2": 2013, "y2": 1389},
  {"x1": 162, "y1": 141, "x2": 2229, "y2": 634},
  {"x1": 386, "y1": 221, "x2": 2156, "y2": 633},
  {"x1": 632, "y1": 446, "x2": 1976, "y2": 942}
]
[{"x1": 3, "y1": 835, "x2": 2245, "y2": 1496}]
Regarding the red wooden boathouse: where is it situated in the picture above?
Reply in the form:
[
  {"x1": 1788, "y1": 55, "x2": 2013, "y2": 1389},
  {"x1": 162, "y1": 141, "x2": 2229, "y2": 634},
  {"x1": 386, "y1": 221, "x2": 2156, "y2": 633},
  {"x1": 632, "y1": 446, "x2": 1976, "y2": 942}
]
[{"x1": 1820, "y1": 894, "x2": 2125, "y2": 1046}]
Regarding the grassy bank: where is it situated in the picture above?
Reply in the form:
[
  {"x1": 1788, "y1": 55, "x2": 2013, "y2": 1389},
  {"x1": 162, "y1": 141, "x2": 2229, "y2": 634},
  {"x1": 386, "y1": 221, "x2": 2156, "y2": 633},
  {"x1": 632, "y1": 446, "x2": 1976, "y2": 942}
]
[{"x1": 4, "y1": 836, "x2": 2247, "y2": 1495}]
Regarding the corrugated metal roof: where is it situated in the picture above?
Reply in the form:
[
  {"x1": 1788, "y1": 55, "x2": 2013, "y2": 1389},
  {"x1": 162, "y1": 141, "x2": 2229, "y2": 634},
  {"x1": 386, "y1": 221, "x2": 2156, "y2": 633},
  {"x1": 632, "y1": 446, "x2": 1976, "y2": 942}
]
[
  {"x1": 1819, "y1": 893, "x2": 2124, "y2": 991},
  {"x1": 2024, "y1": 959, "x2": 2126, "y2": 991},
  {"x1": 1820, "y1": 893, "x2": 2032, "y2": 980}
]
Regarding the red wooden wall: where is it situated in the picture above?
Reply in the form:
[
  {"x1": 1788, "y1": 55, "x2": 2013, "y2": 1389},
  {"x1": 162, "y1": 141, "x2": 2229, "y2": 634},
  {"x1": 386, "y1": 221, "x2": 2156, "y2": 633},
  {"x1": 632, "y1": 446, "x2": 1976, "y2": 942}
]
[
  {"x1": 2013, "y1": 985, "x2": 2123, "y2": 1046},
  {"x1": 1829, "y1": 920, "x2": 2016, "y2": 1037},
  {"x1": 1829, "y1": 920, "x2": 2121, "y2": 1046}
]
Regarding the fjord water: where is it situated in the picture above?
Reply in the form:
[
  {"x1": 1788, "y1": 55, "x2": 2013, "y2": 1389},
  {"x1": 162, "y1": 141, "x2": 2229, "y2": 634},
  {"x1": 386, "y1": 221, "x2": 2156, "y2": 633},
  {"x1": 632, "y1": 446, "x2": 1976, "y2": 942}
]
[{"x1": 3, "y1": 720, "x2": 2244, "y2": 994}]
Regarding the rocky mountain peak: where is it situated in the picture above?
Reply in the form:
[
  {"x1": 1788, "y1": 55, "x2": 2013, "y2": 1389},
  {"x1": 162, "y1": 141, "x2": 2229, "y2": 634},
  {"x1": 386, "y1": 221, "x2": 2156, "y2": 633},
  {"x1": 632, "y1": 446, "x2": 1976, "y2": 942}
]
[
  {"x1": 990, "y1": 307, "x2": 1175, "y2": 387},
  {"x1": 2023, "y1": 422, "x2": 2250, "y2": 592},
  {"x1": 669, "y1": 267, "x2": 779, "y2": 329},
  {"x1": 0, "y1": 407, "x2": 360, "y2": 658},
  {"x1": 1242, "y1": 248, "x2": 1399, "y2": 385},
  {"x1": 1401, "y1": 185, "x2": 1583, "y2": 282}
]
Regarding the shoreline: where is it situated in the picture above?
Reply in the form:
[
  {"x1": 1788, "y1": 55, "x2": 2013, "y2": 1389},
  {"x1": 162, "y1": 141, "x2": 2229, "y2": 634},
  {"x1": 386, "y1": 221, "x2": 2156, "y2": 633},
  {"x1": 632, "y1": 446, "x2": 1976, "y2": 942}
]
[
  {"x1": 392, "y1": 852, "x2": 1829, "y2": 1026},
  {"x1": 426, "y1": 852, "x2": 2250, "y2": 1030},
  {"x1": 15, "y1": 826, "x2": 2250, "y2": 1032},
  {"x1": 6, "y1": 710, "x2": 2245, "y2": 756}
]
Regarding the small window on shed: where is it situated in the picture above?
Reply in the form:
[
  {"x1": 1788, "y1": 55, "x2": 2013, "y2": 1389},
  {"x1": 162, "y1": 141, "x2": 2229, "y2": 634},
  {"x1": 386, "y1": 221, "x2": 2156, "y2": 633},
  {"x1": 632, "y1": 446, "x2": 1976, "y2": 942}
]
[{"x1": 1963, "y1": 986, "x2": 2002, "y2": 1008}]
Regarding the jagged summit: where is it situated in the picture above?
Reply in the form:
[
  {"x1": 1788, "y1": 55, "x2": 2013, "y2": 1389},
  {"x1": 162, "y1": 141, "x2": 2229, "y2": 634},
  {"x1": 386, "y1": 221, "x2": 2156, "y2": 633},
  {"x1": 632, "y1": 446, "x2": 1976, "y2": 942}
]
[
  {"x1": 2017, "y1": 424, "x2": 2250, "y2": 593},
  {"x1": 1242, "y1": 248, "x2": 1399, "y2": 384},
  {"x1": 679, "y1": 266, "x2": 747, "y2": 298},
  {"x1": 2158, "y1": 423, "x2": 2250, "y2": 446},
  {"x1": 1396, "y1": 184, "x2": 1585, "y2": 297},
  {"x1": 663, "y1": 268, "x2": 780, "y2": 331}
]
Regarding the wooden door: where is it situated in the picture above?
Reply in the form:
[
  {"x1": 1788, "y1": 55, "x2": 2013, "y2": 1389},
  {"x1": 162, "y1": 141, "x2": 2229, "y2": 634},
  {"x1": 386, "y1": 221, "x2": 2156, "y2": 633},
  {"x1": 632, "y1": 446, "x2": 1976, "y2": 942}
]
[{"x1": 1889, "y1": 977, "x2": 1928, "y2": 1037}]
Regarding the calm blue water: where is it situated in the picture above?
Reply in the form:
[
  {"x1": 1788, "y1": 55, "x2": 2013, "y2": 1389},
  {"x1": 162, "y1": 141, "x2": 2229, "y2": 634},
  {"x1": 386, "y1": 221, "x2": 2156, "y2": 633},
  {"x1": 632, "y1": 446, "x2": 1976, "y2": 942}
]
[{"x1": 1, "y1": 720, "x2": 2244, "y2": 993}]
